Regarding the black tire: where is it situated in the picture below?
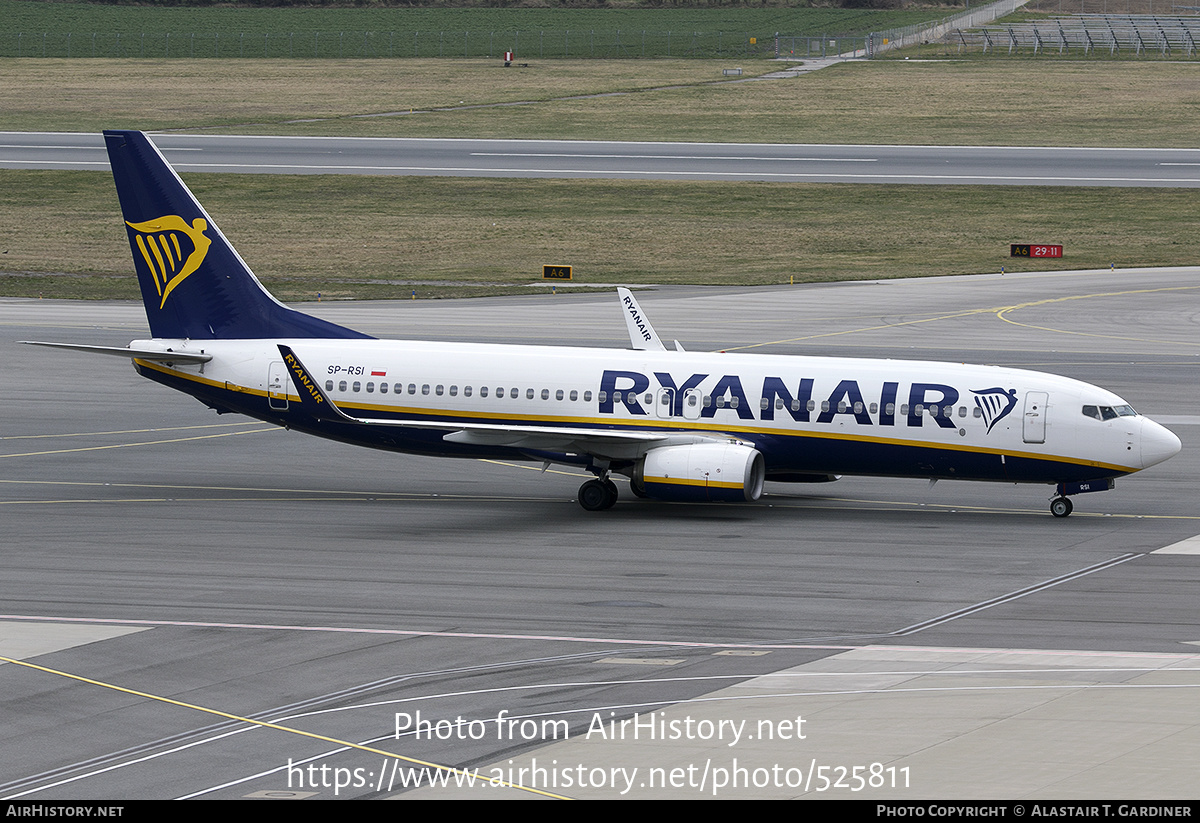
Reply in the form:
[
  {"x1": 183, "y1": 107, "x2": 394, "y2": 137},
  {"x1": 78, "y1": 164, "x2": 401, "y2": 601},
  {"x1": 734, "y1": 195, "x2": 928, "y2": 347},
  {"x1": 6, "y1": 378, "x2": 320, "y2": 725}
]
[
  {"x1": 1050, "y1": 497, "x2": 1073, "y2": 518},
  {"x1": 579, "y1": 479, "x2": 616, "y2": 511}
]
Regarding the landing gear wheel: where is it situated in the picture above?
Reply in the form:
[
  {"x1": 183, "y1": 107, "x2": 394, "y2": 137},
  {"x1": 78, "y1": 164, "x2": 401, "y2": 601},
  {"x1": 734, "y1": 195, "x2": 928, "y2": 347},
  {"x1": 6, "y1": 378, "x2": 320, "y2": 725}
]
[
  {"x1": 1050, "y1": 497, "x2": 1073, "y2": 518},
  {"x1": 579, "y1": 479, "x2": 618, "y2": 511}
]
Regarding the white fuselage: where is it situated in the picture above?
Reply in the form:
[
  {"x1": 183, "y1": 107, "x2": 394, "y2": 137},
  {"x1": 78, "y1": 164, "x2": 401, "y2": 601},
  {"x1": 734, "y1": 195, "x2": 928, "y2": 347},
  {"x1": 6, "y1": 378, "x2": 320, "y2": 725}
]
[{"x1": 129, "y1": 337, "x2": 1181, "y2": 485}]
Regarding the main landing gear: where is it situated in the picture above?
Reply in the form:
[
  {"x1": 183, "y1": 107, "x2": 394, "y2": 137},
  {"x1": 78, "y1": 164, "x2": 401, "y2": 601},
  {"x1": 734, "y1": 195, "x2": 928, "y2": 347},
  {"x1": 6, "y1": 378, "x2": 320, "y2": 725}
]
[{"x1": 578, "y1": 477, "x2": 619, "y2": 511}]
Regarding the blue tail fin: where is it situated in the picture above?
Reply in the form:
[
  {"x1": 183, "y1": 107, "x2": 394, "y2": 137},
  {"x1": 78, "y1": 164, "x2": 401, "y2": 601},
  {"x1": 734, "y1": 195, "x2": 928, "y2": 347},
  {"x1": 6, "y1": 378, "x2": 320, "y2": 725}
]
[{"x1": 104, "y1": 130, "x2": 371, "y2": 341}]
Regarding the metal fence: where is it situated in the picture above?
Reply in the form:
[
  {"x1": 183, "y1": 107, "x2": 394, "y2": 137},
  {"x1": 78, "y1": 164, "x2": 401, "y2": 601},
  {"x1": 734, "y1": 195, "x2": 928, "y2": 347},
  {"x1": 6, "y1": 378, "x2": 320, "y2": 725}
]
[
  {"x1": 867, "y1": 0, "x2": 1033, "y2": 55},
  {"x1": 0, "y1": 30, "x2": 861, "y2": 60},
  {"x1": 954, "y1": 14, "x2": 1200, "y2": 55}
]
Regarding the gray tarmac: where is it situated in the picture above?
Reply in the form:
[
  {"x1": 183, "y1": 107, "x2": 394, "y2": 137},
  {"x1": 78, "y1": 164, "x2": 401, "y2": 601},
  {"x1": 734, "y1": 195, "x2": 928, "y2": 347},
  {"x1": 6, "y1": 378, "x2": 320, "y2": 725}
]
[
  {"x1": 4, "y1": 132, "x2": 1200, "y2": 186},
  {"x1": 1, "y1": 267, "x2": 1198, "y2": 799}
]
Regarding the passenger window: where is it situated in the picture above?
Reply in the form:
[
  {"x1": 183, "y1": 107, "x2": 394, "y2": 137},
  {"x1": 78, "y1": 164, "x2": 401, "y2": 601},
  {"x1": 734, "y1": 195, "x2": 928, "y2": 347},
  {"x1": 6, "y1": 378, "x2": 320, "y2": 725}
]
[
  {"x1": 729, "y1": 397, "x2": 739, "y2": 409},
  {"x1": 366, "y1": 382, "x2": 374, "y2": 393},
  {"x1": 449, "y1": 385, "x2": 458, "y2": 396},
  {"x1": 421, "y1": 384, "x2": 430, "y2": 395},
  {"x1": 511, "y1": 388, "x2": 519, "y2": 399},
  {"x1": 435, "y1": 385, "x2": 444, "y2": 396},
  {"x1": 542, "y1": 389, "x2": 550, "y2": 400},
  {"x1": 526, "y1": 388, "x2": 534, "y2": 400},
  {"x1": 791, "y1": 399, "x2": 801, "y2": 412},
  {"x1": 870, "y1": 403, "x2": 878, "y2": 415},
  {"x1": 584, "y1": 391, "x2": 593, "y2": 402},
  {"x1": 481, "y1": 387, "x2": 489, "y2": 398},
  {"x1": 408, "y1": 384, "x2": 416, "y2": 395},
  {"x1": 598, "y1": 391, "x2": 607, "y2": 403},
  {"x1": 380, "y1": 383, "x2": 388, "y2": 394},
  {"x1": 463, "y1": 386, "x2": 472, "y2": 397},
  {"x1": 715, "y1": 396, "x2": 726, "y2": 408},
  {"x1": 570, "y1": 390, "x2": 578, "y2": 401},
  {"x1": 325, "y1": 380, "x2": 334, "y2": 391},
  {"x1": 352, "y1": 382, "x2": 361, "y2": 392},
  {"x1": 821, "y1": 401, "x2": 830, "y2": 413},
  {"x1": 339, "y1": 381, "x2": 347, "y2": 392},
  {"x1": 807, "y1": 400, "x2": 816, "y2": 412},
  {"x1": 886, "y1": 403, "x2": 895, "y2": 416}
]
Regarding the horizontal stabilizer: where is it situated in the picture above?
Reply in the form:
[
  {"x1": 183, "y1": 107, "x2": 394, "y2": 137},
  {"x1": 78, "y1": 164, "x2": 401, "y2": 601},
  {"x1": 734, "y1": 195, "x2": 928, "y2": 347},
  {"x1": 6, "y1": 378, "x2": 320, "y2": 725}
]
[{"x1": 21, "y1": 341, "x2": 212, "y2": 363}]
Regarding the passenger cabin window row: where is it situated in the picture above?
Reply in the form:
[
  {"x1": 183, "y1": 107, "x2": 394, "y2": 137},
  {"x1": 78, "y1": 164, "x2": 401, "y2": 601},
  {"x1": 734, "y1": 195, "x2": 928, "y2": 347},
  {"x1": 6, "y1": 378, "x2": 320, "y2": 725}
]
[
  {"x1": 317, "y1": 379, "x2": 988, "y2": 421},
  {"x1": 322, "y1": 379, "x2": 594, "y2": 403}
]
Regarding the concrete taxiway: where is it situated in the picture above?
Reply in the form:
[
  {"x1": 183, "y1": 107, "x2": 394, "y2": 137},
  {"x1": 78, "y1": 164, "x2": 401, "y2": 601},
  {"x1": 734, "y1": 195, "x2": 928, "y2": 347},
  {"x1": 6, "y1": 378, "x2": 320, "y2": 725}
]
[{"x1": 0, "y1": 267, "x2": 1198, "y2": 798}]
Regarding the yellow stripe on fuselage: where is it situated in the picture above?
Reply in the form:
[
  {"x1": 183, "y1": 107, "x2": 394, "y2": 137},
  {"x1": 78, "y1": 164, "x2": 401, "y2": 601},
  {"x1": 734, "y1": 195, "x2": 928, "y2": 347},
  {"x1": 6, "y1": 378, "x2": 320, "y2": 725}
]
[{"x1": 134, "y1": 360, "x2": 1137, "y2": 475}]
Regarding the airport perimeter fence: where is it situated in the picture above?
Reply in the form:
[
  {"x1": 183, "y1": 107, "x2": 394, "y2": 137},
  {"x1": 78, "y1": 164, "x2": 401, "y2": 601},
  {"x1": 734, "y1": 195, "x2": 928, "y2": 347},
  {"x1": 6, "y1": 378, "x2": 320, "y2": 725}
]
[
  {"x1": 951, "y1": 14, "x2": 1200, "y2": 56},
  {"x1": 866, "y1": 0, "x2": 1032, "y2": 55},
  {"x1": 0, "y1": 29, "x2": 865, "y2": 60}
]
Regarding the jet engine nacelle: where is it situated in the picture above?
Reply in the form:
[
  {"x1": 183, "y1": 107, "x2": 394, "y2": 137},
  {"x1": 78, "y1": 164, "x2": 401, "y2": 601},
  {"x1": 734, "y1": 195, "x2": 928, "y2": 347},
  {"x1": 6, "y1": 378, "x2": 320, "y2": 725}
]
[{"x1": 635, "y1": 443, "x2": 765, "y2": 503}]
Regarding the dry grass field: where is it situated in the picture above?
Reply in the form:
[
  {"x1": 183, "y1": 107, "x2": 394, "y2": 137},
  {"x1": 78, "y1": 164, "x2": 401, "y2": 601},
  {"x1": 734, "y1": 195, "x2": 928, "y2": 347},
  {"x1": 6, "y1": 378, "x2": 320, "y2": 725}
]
[
  {"x1": 5, "y1": 171, "x2": 1198, "y2": 300},
  {"x1": 5, "y1": 59, "x2": 1200, "y2": 146}
]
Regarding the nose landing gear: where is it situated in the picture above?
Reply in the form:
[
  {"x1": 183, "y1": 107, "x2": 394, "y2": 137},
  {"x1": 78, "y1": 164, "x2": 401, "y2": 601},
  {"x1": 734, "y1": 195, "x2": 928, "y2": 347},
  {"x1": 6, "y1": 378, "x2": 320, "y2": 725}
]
[{"x1": 1049, "y1": 478, "x2": 1115, "y2": 518}]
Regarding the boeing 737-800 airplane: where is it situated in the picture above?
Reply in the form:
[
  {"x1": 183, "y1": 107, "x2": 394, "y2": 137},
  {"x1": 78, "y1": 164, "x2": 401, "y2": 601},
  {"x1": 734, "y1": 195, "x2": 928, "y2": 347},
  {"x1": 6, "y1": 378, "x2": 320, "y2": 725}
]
[{"x1": 24, "y1": 131, "x2": 1182, "y2": 515}]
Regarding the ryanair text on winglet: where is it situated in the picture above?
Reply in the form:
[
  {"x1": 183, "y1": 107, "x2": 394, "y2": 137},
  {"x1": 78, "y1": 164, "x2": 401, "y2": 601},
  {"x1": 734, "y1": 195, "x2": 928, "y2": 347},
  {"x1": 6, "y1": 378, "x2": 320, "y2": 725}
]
[{"x1": 284, "y1": 352, "x2": 325, "y2": 405}]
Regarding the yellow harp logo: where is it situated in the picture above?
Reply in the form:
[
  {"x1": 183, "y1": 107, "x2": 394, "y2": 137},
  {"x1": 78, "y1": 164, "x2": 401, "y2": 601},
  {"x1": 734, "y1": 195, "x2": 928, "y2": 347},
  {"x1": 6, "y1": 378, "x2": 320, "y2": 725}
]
[{"x1": 126, "y1": 216, "x2": 212, "y2": 309}]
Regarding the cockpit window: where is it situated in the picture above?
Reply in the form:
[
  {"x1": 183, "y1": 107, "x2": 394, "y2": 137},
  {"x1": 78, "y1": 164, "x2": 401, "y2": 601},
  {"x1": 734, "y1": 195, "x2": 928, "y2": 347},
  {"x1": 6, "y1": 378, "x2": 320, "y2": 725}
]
[{"x1": 1086, "y1": 404, "x2": 1138, "y2": 421}]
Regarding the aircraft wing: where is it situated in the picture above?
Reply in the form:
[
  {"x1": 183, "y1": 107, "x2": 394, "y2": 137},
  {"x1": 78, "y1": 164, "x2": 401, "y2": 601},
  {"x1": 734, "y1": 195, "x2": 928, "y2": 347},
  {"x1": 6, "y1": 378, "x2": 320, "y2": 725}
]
[{"x1": 277, "y1": 345, "x2": 721, "y2": 459}]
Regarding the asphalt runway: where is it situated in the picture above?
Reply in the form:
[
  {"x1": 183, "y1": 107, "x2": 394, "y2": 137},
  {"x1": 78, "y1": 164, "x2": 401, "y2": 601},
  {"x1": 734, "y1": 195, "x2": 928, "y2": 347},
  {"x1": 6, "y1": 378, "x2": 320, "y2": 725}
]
[
  {"x1": 1, "y1": 267, "x2": 1198, "y2": 799},
  {"x1": 5, "y1": 131, "x2": 1200, "y2": 186}
]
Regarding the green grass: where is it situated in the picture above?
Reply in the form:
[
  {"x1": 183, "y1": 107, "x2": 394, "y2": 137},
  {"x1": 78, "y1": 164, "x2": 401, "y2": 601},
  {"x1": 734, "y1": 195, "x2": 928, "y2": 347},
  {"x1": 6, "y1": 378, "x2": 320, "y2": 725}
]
[
  {"x1": 0, "y1": 0, "x2": 951, "y2": 58},
  {"x1": 4, "y1": 170, "x2": 1198, "y2": 301}
]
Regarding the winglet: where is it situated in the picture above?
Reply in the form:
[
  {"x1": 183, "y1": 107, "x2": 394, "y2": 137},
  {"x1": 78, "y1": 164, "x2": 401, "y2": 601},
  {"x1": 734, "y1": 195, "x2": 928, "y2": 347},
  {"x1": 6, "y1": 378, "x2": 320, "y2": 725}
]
[
  {"x1": 277, "y1": 344, "x2": 356, "y2": 423},
  {"x1": 617, "y1": 288, "x2": 666, "y2": 351}
]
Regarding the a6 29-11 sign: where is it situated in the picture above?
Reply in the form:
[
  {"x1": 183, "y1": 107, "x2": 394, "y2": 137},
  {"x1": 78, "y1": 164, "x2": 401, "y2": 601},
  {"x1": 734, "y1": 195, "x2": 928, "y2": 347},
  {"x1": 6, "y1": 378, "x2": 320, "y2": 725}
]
[{"x1": 1011, "y1": 244, "x2": 1063, "y2": 258}]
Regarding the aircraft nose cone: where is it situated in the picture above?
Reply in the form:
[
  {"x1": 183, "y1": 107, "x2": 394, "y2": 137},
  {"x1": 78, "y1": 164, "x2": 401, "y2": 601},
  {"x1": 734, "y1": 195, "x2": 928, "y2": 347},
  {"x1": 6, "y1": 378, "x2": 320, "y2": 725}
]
[{"x1": 1140, "y1": 417, "x2": 1182, "y2": 469}]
